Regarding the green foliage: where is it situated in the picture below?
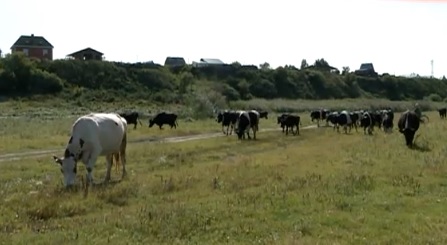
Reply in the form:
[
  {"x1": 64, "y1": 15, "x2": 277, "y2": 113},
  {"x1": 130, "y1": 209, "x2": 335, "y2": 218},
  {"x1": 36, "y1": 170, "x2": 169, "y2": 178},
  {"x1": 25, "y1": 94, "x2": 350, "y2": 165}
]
[{"x1": 2, "y1": 54, "x2": 447, "y2": 107}]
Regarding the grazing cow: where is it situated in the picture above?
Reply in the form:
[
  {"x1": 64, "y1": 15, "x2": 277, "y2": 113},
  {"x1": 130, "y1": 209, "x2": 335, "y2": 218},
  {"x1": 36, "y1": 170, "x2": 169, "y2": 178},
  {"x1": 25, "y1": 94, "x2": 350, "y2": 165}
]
[
  {"x1": 279, "y1": 114, "x2": 301, "y2": 136},
  {"x1": 119, "y1": 111, "x2": 142, "y2": 129},
  {"x1": 439, "y1": 108, "x2": 447, "y2": 119},
  {"x1": 398, "y1": 110, "x2": 420, "y2": 147},
  {"x1": 52, "y1": 113, "x2": 128, "y2": 188},
  {"x1": 149, "y1": 112, "x2": 178, "y2": 129},
  {"x1": 216, "y1": 110, "x2": 239, "y2": 135},
  {"x1": 310, "y1": 109, "x2": 329, "y2": 127},
  {"x1": 359, "y1": 111, "x2": 374, "y2": 135},
  {"x1": 235, "y1": 110, "x2": 259, "y2": 140},
  {"x1": 335, "y1": 110, "x2": 353, "y2": 134}
]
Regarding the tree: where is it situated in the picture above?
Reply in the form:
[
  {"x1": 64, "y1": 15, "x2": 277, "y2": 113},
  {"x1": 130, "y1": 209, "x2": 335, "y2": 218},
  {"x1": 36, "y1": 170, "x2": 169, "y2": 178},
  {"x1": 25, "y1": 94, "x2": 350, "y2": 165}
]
[
  {"x1": 342, "y1": 66, "x2": 350, "y2": 75},
  {"x1": 314, "y1": 58, "x2": 330, "y2": 69},
  {"x1": 300, "y1": 59, "x2": 308, "y2": 69},
  {"x1": 259, "y1": 62, "x2": 270, "y2": 70}
]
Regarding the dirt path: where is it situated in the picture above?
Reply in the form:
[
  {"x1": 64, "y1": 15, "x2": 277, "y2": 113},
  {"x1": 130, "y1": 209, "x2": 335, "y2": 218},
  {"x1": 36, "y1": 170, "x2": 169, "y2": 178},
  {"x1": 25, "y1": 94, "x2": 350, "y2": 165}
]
[{"x1": 0, "y1": 125, "x2": 318, "y2": 163}]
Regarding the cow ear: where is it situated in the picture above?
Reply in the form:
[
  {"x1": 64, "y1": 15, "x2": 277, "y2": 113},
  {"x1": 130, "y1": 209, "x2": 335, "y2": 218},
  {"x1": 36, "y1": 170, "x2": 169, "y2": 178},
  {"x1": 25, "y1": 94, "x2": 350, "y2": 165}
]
[
  {"x1": 53, "y1": 155, "x2": 62, "y2": 165},
  {"x1": 79, "y1": 139, "x2": 84, "y2": 148}
]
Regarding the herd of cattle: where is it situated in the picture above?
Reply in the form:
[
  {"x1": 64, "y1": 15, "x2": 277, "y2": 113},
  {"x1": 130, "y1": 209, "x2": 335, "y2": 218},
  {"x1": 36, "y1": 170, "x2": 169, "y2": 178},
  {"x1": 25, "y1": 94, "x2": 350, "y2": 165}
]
[
  {"x1": 51, "y1": 106, "x2": 437, "y2": 188},
  {"x1": 118, "y1": 106, "x2": 432, "y2": 146}
]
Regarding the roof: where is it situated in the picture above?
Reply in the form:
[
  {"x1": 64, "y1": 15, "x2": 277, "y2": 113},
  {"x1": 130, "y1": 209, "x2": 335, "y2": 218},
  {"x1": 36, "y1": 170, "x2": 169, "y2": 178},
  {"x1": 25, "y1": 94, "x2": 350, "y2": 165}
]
[
  {"x1": 67, "y1": 47, "x2": 104, "y2": 57},
  {"x1": 200, "y1": 58, "x2": 224, "y2": 64},
  {"x1": 164, "y1": 57, "x2": 186, "y2": 66},
  {"x1": 358, "y1": 63, "x2": 375, "y2": 71},
  {"x1": 11, "y1": 34, "x2": 53, "y2": 49}
]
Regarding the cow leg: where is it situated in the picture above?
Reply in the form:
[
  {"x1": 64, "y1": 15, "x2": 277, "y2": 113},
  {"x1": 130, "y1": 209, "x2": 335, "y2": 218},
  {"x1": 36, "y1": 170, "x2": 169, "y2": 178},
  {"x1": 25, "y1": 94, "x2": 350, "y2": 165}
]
[
  {"x1": 133, "y1": 123, "x2": 137, "y2": 130},
  {"x1": 114, "y1": 153, "x2": 120, "y2": 174},
  {"x1": 296, "y1": 123, "x2": 300, "y2": 135},
  {"x1": 85, "y1": 149, "x2": 101, "y2": 185},
  {"x1": 317, "y1": 119, "x2": 320, "y2": 128},
  {"x1": 120, "y1": 133, "x2": 127, "y2": 179},
  {"x1": 252, "y1": 127, "x2": 257, "y2": 140},
  {"x1": 104, "y1": 154, "x2": 114, "y2": 183}
]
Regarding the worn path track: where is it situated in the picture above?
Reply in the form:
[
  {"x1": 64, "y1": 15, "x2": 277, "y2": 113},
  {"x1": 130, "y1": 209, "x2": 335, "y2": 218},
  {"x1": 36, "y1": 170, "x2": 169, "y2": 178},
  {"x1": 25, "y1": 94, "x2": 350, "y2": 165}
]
[{"x1": 0, "y1": 125, "x2": 318, "y2": 162}]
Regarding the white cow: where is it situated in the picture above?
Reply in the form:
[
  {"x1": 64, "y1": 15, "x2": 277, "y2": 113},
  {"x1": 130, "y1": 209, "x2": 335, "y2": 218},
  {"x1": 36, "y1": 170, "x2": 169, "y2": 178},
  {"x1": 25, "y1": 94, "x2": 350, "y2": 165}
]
[{"x1": 52, "y1": 113, "x2": 128, "y2": 187}]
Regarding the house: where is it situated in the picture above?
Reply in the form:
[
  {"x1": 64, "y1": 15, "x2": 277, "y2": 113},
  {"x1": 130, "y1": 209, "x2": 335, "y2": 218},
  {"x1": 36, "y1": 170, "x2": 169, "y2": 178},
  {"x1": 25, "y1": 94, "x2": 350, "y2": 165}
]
[
  {"x1": 192, "y1": 58, "x2": 225, "y2": 67},
  {"x1": 10, "y1": 34, "x2": 54, "y2": 60},
  {"x1": 355, "y1": 63, "x2": 378, "y2": 77},
  {"x1": 66, "y1": 47, "x2": 104, "y2": 61},
  {"x1": 164, "y1": 57, "x2": 186, "y2": 67},
  {"x1": 305, "y1": 64, "x2": 340, "y2": 74}
]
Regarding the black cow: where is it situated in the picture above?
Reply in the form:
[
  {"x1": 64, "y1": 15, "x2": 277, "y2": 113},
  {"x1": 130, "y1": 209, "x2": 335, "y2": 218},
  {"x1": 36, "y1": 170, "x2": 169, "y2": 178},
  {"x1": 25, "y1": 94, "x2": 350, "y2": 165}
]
[
  {"x1": 216, "y1": 110, "x2": 239, "y2": 135},
  {"x1": 277, "y1": 113, "x2": 290, "y2": 133},
  {"x1": 235, "y1": 111, "x2": 259, "y2": 140},
  {"x1": 349, "y1": 112, "x2": 359, "y2": 132},
  {"x1": 310, "y1": 109, "x2": 329, "y2": 127},
  {"x1": 398, "y1": 110, "x2": 420, "y2": 147},
  {"x1": 119, "y1": 112, "x2": 142, "y2": 129},
  {"x1": 258, "y1": 111, "x2": 268, "y2": 119},
  {"x1": 382, "y1": 109, "x2": 394, "y2": 133},
  {"x1": 279, "y1": 114, "x2": 301, "y2": 136},
  {"x1": 149, "y1": 112, "x2": 178, "y2": 129},
  {"x1": 359, "y1": 111, "x2": 374, "y2": 135},
  {"x1": 439, "y1": 108, "x2": 447, "y2": 119},
  {"x1": 371, "y1": 111, "x2": 383, "y2": 129}
]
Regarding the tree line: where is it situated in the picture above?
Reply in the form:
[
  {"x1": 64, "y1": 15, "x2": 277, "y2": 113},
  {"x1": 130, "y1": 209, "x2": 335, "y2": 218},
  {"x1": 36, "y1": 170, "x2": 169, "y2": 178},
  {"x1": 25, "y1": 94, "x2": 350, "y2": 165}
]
[{"x1": 1, "y1": 52, "x2": 446, "y2": 103}]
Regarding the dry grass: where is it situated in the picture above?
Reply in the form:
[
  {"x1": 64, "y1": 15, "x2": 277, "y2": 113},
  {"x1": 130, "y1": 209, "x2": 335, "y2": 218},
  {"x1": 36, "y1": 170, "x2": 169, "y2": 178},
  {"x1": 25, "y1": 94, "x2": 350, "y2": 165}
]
[{"x1": 0, "y1": 108, "x2": 446, "y2": 244}]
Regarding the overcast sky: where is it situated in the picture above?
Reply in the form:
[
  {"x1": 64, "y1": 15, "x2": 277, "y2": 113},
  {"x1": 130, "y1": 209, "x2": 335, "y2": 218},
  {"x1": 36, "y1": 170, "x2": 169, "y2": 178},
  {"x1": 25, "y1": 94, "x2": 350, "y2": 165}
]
[{"x1": 1, "y1": 0, "x2": 446, "y2": 77}]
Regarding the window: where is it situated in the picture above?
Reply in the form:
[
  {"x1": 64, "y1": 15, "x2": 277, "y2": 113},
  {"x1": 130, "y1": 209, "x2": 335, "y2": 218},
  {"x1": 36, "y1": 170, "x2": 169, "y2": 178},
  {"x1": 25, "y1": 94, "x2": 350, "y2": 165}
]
[
  {"x1": 23, "y1": 49, "x2": 29, "y2": 56},
  {"x1": 43, "y1": 49, "x2": 48, "y2": 56}
]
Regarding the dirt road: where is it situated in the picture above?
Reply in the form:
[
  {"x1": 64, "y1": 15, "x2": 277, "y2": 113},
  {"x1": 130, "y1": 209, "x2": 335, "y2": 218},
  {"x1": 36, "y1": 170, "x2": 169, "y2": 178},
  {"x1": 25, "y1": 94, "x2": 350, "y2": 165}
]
[{"x1": 0, "y1": 125, "x2": 318, "y2": 163}]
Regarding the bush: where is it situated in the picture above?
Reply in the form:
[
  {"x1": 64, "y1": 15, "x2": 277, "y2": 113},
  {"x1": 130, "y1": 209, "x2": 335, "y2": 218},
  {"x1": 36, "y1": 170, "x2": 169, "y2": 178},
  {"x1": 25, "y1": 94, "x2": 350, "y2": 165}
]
[
  {"x1": 29, "y1": 69, "x2": 64, "y2": 94},
  {"x1": 425, "y1": 93, "x2": 443, "y2": 102}
]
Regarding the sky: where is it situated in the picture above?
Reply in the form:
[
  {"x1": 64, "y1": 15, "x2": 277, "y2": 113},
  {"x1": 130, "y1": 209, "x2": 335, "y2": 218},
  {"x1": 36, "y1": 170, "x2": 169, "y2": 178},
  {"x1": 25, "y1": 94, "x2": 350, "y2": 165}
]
[{"x1": 1, "y1": 0, "x2": 446, "y2": 77}]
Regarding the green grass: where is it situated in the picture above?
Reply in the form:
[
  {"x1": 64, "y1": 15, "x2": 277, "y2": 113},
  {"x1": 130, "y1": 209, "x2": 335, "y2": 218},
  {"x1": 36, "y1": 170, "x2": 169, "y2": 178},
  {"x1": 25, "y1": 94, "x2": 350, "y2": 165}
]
[{"x1": 0, "y1": 102, "x2": 446, "y2": 244}]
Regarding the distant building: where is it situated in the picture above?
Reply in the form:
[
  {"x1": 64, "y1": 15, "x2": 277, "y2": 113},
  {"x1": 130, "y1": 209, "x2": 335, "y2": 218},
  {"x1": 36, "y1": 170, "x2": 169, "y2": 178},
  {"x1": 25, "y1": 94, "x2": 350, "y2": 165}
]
[
  {"x1": 66, "y1": 47, "x2": 104, "y2": 61},
  {"x1": 10, "y1": 34, "x2": 54, "y2": 60},
  {"x1": 192, "y1": 58, "x2": 225, "y2": 67},
  {"x1": 164, "y1": 57, "x2": 186, "y2": 67},
  {"x1": 355, "y1": 63, "x2": 378, "y2": 77}
]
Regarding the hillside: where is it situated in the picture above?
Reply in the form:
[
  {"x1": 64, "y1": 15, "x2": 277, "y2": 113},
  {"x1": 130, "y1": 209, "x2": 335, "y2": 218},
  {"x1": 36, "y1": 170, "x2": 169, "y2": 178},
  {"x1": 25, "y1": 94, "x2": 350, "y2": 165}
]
[{"x1": 1, "y1": 53, "x2": 447, "y2": 112}]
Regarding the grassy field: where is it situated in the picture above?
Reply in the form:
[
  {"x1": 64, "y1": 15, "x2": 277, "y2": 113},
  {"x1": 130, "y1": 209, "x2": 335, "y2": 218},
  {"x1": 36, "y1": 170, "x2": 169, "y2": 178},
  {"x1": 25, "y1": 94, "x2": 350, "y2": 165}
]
[{"x1": 0, "y1": 107, "x2": 446, "y2": 244}]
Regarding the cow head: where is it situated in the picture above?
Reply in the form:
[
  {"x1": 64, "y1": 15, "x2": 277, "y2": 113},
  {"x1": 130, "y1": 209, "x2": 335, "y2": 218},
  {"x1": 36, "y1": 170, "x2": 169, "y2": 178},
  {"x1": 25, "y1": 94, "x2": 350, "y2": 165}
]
[
  {"x1": 236, "y1": 127, "x2": 245, "y2": 139},
  {"x1": 53, "y1": 155, "x2": 78, "y2": 187},
  {"x1": 216, "y1": 113, "x2": 223, "y2": 123},
  {"x1": 52, "y1": 137, "x2": 84, "y2": 187},
  {"x1": 148, "y1": 119, "x2": 155, "y2": 128}
]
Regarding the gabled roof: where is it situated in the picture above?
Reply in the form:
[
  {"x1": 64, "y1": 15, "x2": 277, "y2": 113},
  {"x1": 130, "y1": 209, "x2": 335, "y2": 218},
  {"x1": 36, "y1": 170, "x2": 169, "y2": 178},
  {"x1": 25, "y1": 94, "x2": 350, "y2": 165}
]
[
  {"x1": 11, "y1": 34, "x2": 53, "y2": 49},
  {"x1": 67, "y1": 47, "x2": 103, "y2": 57},
  {"x1": 200, "y1": 58, "x2": 224, "y2": 64}
]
